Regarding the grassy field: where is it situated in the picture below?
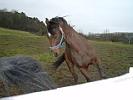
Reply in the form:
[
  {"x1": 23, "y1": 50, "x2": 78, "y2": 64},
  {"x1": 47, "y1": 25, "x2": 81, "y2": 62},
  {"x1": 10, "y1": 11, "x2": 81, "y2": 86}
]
[{"x1": 0, "y1": 27, "x2": 133, "y2": 97}]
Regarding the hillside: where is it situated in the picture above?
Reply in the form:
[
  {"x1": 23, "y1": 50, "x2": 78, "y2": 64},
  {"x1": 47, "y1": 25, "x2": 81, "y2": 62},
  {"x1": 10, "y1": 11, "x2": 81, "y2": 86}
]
[
  {"x1": 0, "y1": 9, "x2": 47, "y2": 35},
  {"x1": 0, "y1": 28, "x2": 133, "y2": 96}
]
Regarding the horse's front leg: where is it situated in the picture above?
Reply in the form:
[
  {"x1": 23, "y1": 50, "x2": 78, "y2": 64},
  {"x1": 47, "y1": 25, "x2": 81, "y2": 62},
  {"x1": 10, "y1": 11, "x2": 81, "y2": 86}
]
[
  {"x1": 52, "y1": 53, "x2": 65, "y2": 70},
  {"x1": 65, "y1": 54, "x2": 78, "y2": 83},
  {"x1": 78, "y1": 67, "x2": 91, "y2": 82}
]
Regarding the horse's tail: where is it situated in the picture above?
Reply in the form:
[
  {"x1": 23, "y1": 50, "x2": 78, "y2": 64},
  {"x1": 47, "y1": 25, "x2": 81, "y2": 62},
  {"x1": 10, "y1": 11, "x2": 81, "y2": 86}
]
[
  {"x1": 52, "y1": 53, "x2": 65, "y2": 70},
  {"x1": 0, "y1": 56, "x2": 57, "y2": 96}
]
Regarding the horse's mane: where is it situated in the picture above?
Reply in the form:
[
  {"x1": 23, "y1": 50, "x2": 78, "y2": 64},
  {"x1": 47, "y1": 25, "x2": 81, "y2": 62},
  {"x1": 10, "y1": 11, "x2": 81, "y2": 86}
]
[{"x1": 50, "y1": 17, "x2": 68, "y2": 24}]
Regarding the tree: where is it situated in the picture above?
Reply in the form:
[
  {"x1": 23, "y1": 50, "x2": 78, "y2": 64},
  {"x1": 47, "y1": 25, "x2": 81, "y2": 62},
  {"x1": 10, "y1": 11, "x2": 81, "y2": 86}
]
[{"x1": 0, "y1": 9, "x2": 47, "y2": 36}]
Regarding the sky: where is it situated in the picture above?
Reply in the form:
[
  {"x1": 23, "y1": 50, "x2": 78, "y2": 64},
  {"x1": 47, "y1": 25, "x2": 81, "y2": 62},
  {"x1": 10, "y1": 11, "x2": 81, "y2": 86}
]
[{"x1": 0, "y1": 0, "x2": 133, "y2": 34}]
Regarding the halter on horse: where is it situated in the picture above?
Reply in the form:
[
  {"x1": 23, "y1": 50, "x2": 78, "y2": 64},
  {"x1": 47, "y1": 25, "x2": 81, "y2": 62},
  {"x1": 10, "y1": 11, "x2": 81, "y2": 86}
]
[
  {"x1": 46, "y1": 17, "x2": 67, "y2": 57},
  {"x1": 45, "y1": 17, "x2": 107, "y2": 82},
  {"x1": 49, "y1": 26, "x2": 65, "y2": 51}
]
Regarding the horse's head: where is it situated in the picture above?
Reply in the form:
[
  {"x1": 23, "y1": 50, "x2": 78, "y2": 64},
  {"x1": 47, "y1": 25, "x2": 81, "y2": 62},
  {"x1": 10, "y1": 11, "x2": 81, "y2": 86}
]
[{"x1": 45, "y1": 17, "x2": 67, "y2": 57}]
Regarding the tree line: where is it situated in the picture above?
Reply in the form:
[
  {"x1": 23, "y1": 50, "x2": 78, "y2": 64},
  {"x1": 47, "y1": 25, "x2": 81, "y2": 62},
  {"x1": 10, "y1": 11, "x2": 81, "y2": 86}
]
[
  {"x1": 0, "y1": 9, "x2": 47, "y2": 35},
  {"x1": 79, "y1": 32, "x2": 133, "y2": 44}
]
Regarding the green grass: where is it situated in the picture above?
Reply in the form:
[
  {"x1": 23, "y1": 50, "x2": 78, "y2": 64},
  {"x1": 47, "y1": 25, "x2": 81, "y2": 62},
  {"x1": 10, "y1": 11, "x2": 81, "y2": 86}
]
[
  {"x1": 0, "y1": 27, "x2": 133, "y2": 97},
  {"x1": 89, "y1": 40, "x2": 133, "y2": 77},
  {"x1": 0, "y1": 28, "x2": 50, "y2": 57}
]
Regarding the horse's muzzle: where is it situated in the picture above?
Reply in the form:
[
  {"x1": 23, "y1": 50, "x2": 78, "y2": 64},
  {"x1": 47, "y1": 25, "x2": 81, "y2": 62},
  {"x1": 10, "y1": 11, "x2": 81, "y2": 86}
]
[{"x1": 53, "y1": 53, "x2": 58, "y2": 57}]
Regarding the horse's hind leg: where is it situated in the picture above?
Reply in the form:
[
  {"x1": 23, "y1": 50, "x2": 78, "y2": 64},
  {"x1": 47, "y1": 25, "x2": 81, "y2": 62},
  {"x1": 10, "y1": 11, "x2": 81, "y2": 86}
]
[
  {"x1": 97, "y1": 65, "x2": 107, "y2": 79},
  {"x1": 78, "y1": 67, "x2": 91, "y2": 82},
  {"x1": 93, "y1": 58, "x2": 107, "y2": 79}
]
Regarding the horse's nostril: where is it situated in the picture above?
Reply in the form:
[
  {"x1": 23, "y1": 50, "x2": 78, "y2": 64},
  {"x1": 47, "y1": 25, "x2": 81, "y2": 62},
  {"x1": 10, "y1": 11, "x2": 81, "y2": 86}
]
[{"x1": 53, "y1": 53, "x2": 58, "y2": 57}]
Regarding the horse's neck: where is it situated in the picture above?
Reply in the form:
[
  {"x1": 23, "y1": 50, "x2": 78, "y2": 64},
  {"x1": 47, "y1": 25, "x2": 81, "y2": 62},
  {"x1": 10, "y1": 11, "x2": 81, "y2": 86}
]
[
  {"x1": 63, "y1": 25, "x2": 74, "y2": 34},
  {"x1": 62, "y1": 25, "x2": 78, "y2": 39},
  {"x1": 62, "y1": 25, "x2": 82, "y2": 51},
  {"x1": 62, "y1": 25, "x2": 74, "y2": 40}
]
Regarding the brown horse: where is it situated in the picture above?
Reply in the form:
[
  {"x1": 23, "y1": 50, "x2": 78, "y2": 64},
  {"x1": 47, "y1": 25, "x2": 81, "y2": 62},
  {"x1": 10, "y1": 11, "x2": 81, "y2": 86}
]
[{"x1": 45, "y1": 17, "x2": 106, "y2": 82}]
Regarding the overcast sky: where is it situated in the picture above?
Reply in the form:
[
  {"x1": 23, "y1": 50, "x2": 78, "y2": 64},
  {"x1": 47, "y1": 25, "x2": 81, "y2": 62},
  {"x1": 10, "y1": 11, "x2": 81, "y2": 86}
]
[{"x1": 0, "y1": 0, "x2": 133, "y2": 34}]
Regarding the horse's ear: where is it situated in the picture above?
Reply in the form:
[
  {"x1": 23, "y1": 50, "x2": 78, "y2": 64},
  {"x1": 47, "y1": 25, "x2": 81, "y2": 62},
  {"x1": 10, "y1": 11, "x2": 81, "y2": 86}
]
[{"x1": 45, "y1": 18, "x2": 49, "y2": 25}]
